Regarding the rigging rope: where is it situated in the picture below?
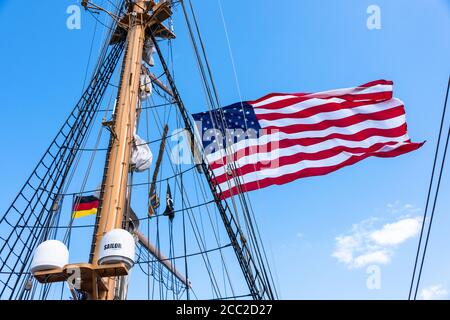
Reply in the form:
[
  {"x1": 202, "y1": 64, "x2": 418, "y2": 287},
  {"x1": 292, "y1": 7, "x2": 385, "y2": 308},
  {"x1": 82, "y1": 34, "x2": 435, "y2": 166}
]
[
  {"x1": 0, "y1": 0, "x2": 125, "y2": 299},
  {"x1": 183, "y1": 0, "x2": 277, "y2": 299},
  {"x1": 2, "y1": 0, "x2": 275, "y2": 301}
]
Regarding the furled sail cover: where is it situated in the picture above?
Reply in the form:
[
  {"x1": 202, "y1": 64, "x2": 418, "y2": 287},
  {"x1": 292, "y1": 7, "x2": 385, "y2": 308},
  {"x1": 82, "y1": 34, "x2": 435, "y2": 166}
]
[
  {"x1": 131, "y1": 134, "x2": 153, "y2": 172},
  {"x1": 139, "y1": 73, "x2": 152, "y2": 101},
  {"x1": 143, "y1": 37, "x2": 156, "y2": 67}
]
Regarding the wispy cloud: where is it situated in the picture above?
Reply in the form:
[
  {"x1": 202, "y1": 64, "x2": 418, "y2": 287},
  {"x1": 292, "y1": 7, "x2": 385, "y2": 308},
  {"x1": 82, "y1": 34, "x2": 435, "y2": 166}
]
[
  {"x1": 420, "y1": 285, "x2": 448, "y2": 300},
  {"x1": 332, "y1": 211, "x2": 422, "y2": 269},
  {"x1": 387, "y1": 201, "x2": 422, "y2": 215}
]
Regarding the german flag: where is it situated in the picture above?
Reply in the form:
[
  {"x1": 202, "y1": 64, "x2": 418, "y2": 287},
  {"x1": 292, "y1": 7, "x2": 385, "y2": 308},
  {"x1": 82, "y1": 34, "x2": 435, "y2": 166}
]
[{"x1": 72, "y1": 195, "x2": 99, "y2": 219}]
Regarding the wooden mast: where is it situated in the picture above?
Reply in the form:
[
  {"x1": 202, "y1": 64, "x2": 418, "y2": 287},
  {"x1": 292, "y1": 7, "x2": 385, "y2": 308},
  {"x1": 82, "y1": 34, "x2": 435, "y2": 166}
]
[{"x1": 90, "y1": 0, "x2": 148, "y2": 300}]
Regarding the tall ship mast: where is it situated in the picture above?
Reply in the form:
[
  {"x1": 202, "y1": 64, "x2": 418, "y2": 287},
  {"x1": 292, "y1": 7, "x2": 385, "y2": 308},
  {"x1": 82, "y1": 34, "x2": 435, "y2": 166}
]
[
  {"x1": 0, "y1": 0, "x2": 435, "y2": 303},
  {"x1": 0, "y1": 0, "x2": 276, "y2": 300}
]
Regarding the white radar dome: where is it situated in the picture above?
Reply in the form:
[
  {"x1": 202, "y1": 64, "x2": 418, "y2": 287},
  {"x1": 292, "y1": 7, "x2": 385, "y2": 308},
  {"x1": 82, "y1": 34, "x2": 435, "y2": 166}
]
[
  {"x1": 98, "y1": 229, "x2": 135, "y2": 268},
  {"x1": 30, "y1": 240, "x2": 69, "y2": 274}
]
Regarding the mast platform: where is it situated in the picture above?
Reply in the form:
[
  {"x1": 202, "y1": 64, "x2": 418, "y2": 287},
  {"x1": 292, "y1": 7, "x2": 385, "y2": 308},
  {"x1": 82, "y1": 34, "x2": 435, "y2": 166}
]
[
  {"x1": 33, "y1": 263, "x2": 129, "y2": 294},
  {"x1": 110, "y1": 1, "x2": 175, "y2": 44}
]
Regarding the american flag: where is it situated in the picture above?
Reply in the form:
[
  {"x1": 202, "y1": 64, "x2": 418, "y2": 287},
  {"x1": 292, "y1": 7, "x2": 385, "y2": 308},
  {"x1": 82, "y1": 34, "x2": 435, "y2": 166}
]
[{"x1": 192, "y1": 80, "x2": 423, "y2": 199}]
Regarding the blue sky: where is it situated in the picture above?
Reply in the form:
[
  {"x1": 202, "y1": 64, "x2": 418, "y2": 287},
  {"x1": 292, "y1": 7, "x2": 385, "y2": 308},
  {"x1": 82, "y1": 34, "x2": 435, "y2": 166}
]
[{"x1": 0, "y1": 0, "x2": 449, "y2": 299}]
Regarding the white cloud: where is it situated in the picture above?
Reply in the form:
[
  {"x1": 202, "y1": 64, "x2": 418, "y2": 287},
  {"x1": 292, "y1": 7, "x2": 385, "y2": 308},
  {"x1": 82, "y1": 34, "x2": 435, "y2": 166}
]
[
  {"x1": 333, "y1": 235, "x2": 358, "y2": 265},
  {"x1": 332, "y1": 215, "x2": 422, "y2": 269},
  {"x1": 370, "y1": 217, "x2": 422, "y2": 246},
  {"x1": 353, "y1": 250, "x2": 390, "y2": 268},
  {"x1": 420, "y1": 285, "x2": 448, "y2": 300}
]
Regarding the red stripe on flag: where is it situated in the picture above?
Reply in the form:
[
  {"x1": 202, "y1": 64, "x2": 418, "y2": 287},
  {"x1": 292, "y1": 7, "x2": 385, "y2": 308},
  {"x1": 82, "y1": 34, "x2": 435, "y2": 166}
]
[
  {"x1": 255, "y1": 99, "x2": 391, "y2": 121},
  {"x1": 207, "y1": 124, "x2": 409, "y2": 169},
  {"x1": 219, "y1": 142, "x2": 423, "y2": 199},
  {"x1": 73, "y1": 200, "x2": 99, "y2": 212}
]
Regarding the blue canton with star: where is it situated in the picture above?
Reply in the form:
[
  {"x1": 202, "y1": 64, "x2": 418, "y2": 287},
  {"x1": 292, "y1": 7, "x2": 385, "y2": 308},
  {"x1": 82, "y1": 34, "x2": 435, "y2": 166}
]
[{"x1": 192, "y1": 102, "x2": 261, "y2": 151}]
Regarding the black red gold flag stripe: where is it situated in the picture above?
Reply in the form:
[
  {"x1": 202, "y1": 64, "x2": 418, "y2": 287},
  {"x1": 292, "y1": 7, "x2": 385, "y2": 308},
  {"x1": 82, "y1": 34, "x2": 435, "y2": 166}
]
[{"x1": 72, "y1": 195, "x2": 99, "y2": 219}]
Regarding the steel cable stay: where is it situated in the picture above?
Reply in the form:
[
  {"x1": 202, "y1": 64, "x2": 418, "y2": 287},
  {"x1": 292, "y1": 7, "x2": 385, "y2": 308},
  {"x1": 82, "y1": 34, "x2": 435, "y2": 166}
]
[
  {"x1": 409, "y1": 76, "x2": 450, "y2": 300},
  {"x1": 200, "y1": 0, "x2": 273, "y2": 295},
  {"x1": 204, "y1": 0, "x2": 278, "y2": 298},
  {"x1": 178, "y1": 2, "x2": 245, "y2": 294}
]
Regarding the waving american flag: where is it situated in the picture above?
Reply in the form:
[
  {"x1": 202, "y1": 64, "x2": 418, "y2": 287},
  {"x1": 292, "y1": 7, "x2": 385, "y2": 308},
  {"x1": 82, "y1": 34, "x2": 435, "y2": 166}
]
[{"x1": 192, "y1": 80, "x2": 423, "y2": 199}]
